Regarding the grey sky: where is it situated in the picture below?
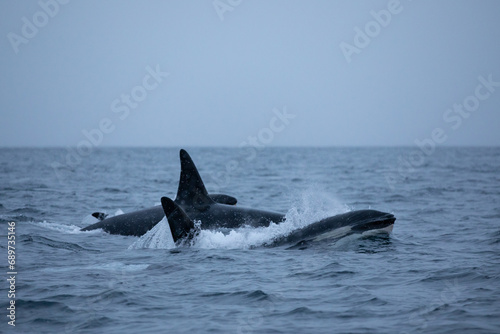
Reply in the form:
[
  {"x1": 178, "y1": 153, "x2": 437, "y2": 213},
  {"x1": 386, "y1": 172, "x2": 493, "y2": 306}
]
[{"x1": 1, "y1": 0, "x2": 499, "y2": 147}]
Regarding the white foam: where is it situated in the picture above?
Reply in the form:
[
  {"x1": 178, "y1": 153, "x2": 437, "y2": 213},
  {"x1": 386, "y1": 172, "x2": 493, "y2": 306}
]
[
  {"x1": 36, "y1": 221, "x2": 98, "y2": 234},
  {"x1": 190, "y1": 191, "x2": 350, "y2": 249},
  {"x1": 81, "y1": 214, "x2": 99, "y2": 226},
  {"x1": 128, "y1": 217, "x2": 175, "y2": 249},
  {"x1": 127, "y1": 208, "x2": 307, "y2": 250},
  {"x1": 286, "y1": 187, "x2": 351, "y2": 223},
  {"x1": 129, "y1": 191, "x2": 353, "y2": 250},
  {"x1": 114, "y1": 209, "x2": 124, "y2": 216}
]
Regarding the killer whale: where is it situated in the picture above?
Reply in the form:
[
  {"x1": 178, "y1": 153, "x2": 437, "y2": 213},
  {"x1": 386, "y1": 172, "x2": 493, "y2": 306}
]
[
  {"x1": 82, "y1": 149, "x2": 396, "y2": 247},
  {"x1": 81, "y1": 149, "x2": 284, "y2": 235},
  {"x1": 170, "y1": 149, "x2": 285, "y2": 229},
  {"x1": 81, "y1": 193, "x2": 239, "y2": 236},
  {"x1": 168, "y1": 149, "x2": 394, "y2": 247},
  {"x1": 160, "y1": 196, "x2": 395, "y2": 248}
]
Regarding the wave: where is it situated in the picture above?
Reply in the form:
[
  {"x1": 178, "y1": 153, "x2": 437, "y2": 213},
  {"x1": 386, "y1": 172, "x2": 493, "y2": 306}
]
[
  {"x1": 84, "y1": 262, "x2": 149, "y2": 272},
  {"x1": 36, "y1": 221, "x2": 92, "y2": 234},
  {"x1": 31, "y1": 208, "x2": 128, "y2": 235},
  {"x1": 20, "y1": 235, "x2": 92, "y2": 252}
]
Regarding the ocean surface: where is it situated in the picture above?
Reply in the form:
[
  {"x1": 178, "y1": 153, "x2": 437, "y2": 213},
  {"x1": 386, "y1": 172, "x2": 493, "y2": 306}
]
[{"x1": 0, "y1": 147, "x2": 499, "y2": 334}]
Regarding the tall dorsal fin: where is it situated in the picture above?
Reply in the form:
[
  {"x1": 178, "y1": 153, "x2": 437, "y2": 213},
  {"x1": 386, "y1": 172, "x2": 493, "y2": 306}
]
[
  {"x1": 161, "y1": 197, "x2": 195, "y2": 243},
  {"x1": 175, "y1": 149, "x2": 214, "y2": 210}
]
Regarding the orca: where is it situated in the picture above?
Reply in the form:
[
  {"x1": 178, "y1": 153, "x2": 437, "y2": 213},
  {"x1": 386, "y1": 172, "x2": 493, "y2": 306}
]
[
  {"x1": 271, "y1": 209, "x2": 395, "y2": 248},
  {"x1": 81, "y1": 150, "x2": 284, "y2": 235},
  {"x1": 81, "y1": 192, "x2": 239, "y2": 236},
  {"x1": 170, "y1": 149, "x2": 285, "y2": 229},
  {"x1": 160, "y1": 196, "x2": 395, "y2": 248},
  {"x1": 81, "y1": 185, "x2": 239, "y2": 236},
  {"x1": 82, "y1": 149, "x2": 396, "y2": 247}
]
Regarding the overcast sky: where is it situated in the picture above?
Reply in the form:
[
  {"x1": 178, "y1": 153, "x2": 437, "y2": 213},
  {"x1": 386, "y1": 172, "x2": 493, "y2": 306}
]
[{"x1": 1, "y1": 0, "x2": 499, "y2": 147}]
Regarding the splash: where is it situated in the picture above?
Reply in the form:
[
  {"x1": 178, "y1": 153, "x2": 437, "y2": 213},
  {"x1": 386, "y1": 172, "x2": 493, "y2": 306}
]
[
  {"x1": 36, "y1": 221, "x2": 95, "y2": 234},
  {"x1": 130, "y1": 190, "x2": 351, "y2": 250},
  {"x1": 36, "y1": 209, "x2": 130, "y2": 235},
  {"x1": 114, "y1": 209, "x2": 125, "y2": 216},
  {"x1": 193, "y1": 189, "x2": 350, "y2": 249},
  {"x1": 128, "y1": 217, "x2": 175, "y2": 249}
]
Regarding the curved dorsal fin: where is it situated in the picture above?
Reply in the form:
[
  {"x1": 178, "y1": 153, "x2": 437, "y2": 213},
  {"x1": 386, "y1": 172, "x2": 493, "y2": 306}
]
[
  {"x1": 175, "y1": 149, "x2": 214, "y2": 210},
  {"x1": 161, "y1": 197, "x2": 195, "y2": 243}
]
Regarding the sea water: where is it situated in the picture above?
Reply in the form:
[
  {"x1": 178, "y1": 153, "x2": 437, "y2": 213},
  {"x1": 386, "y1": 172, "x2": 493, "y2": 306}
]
[{"x1": 0, "y1": 147, "x2": 499, "y2": 333}]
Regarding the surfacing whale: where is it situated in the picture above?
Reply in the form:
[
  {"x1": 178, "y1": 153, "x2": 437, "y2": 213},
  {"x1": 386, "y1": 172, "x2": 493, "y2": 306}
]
[
  {"x1": 81, "y1": 150, "x2": 284, "y2": 235},
  {"x1": 81, "y1": 192, "x2": 239, "y2": 236},
  {"x1": 160, "y1": 196, "x2": 395, "y2": 248},
  {"x1": 82, "y1": 149, "x2": 395, "y2": 247}
]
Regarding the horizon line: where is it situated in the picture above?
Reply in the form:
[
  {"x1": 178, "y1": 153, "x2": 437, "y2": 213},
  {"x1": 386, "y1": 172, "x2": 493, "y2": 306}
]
[{"x1": 1, "y1": 144, "x2": 499, "y2": 149}]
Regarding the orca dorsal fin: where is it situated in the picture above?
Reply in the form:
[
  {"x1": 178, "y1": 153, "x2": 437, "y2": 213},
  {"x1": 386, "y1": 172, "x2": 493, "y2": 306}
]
[
  {"x1": 161, "y1": 196, "x2": 195, "y2": 243},
  {"x1": 175, "y1": 149, "x2": 214, "y2": 210}
]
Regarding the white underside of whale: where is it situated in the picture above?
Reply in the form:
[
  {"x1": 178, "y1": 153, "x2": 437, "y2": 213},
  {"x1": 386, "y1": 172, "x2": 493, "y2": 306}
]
[{"x1": 314, "y1": 223, "x2": 394, "y2": 242}]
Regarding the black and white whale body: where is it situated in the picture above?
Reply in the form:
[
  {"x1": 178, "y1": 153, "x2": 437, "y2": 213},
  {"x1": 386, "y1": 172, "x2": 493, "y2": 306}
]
[
  {"x1": 160, "y1": 196, "x2": 395, "y2": 248},
  {"x1": 82, "y1": 149, "x2": 396, "y2": 247},
  {"x1": 271, "y1": 209, "x2": 395, "y2": 248},
  {"x1": 81, "y1": 150, "x2": 284, "y2": 235}
]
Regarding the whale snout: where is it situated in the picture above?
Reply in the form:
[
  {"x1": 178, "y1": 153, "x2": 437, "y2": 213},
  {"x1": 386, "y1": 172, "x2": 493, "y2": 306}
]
[
  {"x1": 378, "y1": 212, "x2": 395, "y2": 223},
  {"x1": 350, "y1": 210, "x2": 395, "y2": 232}
]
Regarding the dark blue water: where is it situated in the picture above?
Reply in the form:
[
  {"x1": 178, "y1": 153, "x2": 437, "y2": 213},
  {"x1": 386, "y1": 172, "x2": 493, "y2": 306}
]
[{"x1": 1, "y1": 147, "x2": 499, "y2": 333}]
